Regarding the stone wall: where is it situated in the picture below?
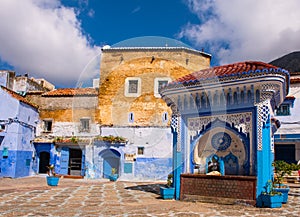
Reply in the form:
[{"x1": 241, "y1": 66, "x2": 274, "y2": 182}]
[
  {"x1": 98, "y1": 49, "x2": 211, "y2": 126},
  {"x1": 100, "y1": 49, "x2": 210, "y2": 81}
]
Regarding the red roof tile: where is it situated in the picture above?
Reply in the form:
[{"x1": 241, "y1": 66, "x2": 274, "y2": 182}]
[
  {"x1": 174, "y1": 61, "x2": 288, "y2": 83},
  {"x1": 42, "y1": 88, "x2": 98, "y2": 97},
  {"x1": 1, "y1": 86, "x2": 38, "y2": 109},
  {"x1": 290, "y1": 78, "x2": 300, "y2": 84},
  {"x1": 285, "y1": 95, "x2": 295, "y2": 100}
]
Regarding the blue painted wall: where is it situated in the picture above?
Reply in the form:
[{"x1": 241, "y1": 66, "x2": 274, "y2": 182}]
[
  {"x1": 134, "y1": 157, "x2": 172, "y2": 180},
  {"x1": 0, "y1": 150, "x2": 32, "y2": 177},
  {"x1": 0, "y1": 87, "x2": 38, "y2": 178}
]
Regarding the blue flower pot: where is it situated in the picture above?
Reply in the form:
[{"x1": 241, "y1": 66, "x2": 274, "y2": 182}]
[
  {"x1": 160, "y1": 186, "x2": 175, "y2": 200},
  {"x1": 274, "y1": 187, "x2": 290, "y2": 203},
  {"x1": 261, "y1": 194, "x2": 283, "y2": 208},
  {"x1": 46, "y1": 176, "x2": 60, "y2": 186},
  {"x1": 109, "y1": 174, "x2": 118, "y2": 181}
]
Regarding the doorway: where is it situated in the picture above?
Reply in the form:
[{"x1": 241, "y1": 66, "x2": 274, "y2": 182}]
[
  {"x1": 69, "y1": 148, "x2": 82, "y2": 176},
  {"x1": 39, "y1": 151, "x2": 50, "y2": 173},
  {"x1": 275, "y1": 144, "x2": 296, "y2": 163},
  {"x1": 101, "y1": 149, "x2": 120, "y2": 178}
]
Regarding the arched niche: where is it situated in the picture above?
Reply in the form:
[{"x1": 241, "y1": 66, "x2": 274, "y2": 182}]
[{"x1": 193, "y1": 125, "x2": 249, "y2": 175}]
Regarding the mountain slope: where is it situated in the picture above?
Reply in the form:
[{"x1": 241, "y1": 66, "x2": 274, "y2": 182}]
[{"x1": 269, "y1": 51, "x2": 300, "y2": 73}]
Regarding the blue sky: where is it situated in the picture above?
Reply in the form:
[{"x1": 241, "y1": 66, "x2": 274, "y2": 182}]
[
  {"x1": 61, "y1": 0, "x2": 199, "y2": 46},
  {"x1": 0, "y1": 0, "x2": 300, "y2": 87}
]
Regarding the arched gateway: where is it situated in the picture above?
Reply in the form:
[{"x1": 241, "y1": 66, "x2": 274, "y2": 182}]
[{"x1": 160, "y1": 61, "x2": 289, "y2": 206}]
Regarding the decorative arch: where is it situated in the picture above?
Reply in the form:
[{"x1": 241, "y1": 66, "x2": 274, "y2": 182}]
[
  {"x1": 224, "y1": 152, "x2": 239, "y2": 175},
  {"x1": 99, "y1": 148, "x2": 121, "y2": 178},
  {"x1": 192, "y1": 118, "x2": 250, "y2": 175}
]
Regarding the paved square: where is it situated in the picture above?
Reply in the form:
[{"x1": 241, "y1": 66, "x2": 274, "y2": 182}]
[{"x1": 0, "y1": 176, "x2": 299, "y2": 216}]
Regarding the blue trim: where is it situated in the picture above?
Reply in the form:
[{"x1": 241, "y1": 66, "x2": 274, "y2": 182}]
[
  {"x1": 274, "y1": 134, "x2": 300, "y2": 143},
  {"x1": 274, "y1": 134, "x2": 300, "y2": 139}
]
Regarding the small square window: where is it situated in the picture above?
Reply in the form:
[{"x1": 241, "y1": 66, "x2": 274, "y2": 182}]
[
  {"x1": 0, "y1": 124, "x2": 5, "y2": 131},
  {"x1": 154, "y1": 77, "x2": 171, "y2": 98},
  {"x1": 158, "y1": 80, "x2": 168, "y2": 91},
  {"x1": 276, "y1": 104, "x2": 290, "y2": 116},
  {"x1": 125, "y1": 77, "x2": 141, "y2": 97},
  {"x1": 137, "y1": 147, "x2": 144, "y2": 155},
  {"x1": 80, "y1": 118, "x2": 90, "y2": 132},
  {"x1": 43, "y1": 120, "x2": 52, "y2": 132},
  {"x1": 128, "y1": 80, "x2": 138, "y2": 93},
  {"x1": 124, "y1": 163, "x2": 133, "y2": 173}
]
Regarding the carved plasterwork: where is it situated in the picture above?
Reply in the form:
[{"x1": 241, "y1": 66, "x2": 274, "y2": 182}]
[
  {"x1": 171, "y1": 114, "x2": 181, "y2": 152},
  {"x1": 188, "y1": 112, "x2": 253, "y2": 135}
]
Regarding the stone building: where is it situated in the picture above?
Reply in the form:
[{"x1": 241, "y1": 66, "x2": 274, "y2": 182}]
[
  {"x1": 0, "y1": 70, "x2": 54, "y2": 94},
  {"x1": 31, "y1": 36, "x2": 211, "y2": 180},
  {"x1": 32, "y1": 88, "x2": 99, "y2": 176},
  {"x1": 95, "y1": 36, "x2": 211, "y2": 180}
]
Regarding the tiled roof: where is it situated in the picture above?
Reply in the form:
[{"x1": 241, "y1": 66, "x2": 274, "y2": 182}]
[
  {"x1": 42, "y1": 88, "x2": 98, "y2": 97},
  {"x1": 285, "y1": 95, "x2": 295, "y2": 100},
  {"x1": 1, "y1": 86, "x2": 38, "y2": 109},
  {"x1": 290, "y1": 77, "x2": 300, "y2": 84},
  {"x1": 173, "y1": 61, "x2": 288, "y2": 84}
]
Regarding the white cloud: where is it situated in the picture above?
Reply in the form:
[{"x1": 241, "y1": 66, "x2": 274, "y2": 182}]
[
  {"x1": 0, "y1": 0, "x2": 100, "y2": 87},
  {"x1": 180, "y1": 0, "x2": 300, "y2": 65}
]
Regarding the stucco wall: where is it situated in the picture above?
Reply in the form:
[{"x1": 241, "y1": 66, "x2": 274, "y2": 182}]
[
  {"x1": 0, "y1": 89, "x2": 38, "y2": 178},
  {"x1": 275, "y1": 81, "x2": 300, "y2": 161}
]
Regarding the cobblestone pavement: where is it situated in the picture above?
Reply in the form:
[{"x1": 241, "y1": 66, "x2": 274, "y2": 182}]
[{"x1": 0, "y1": 176, "x2": 299, "y2": 217}]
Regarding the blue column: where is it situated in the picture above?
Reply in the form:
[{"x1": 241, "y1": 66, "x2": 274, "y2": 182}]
[
  {"x1": 257, "y1": 115, "x2": 273, "y2": 202},
  {"x1": 172, "y1": 127, "x2": 182, "y2": 200}
]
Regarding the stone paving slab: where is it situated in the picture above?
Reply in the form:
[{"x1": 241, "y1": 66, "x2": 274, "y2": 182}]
[{"x1": 0, "y1": 176, "x2": 299, "y2": 216}]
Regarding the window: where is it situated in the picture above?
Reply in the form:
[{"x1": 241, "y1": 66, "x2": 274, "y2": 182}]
[
  {"x1": 154, "y1": 77, "x2": 171, "y2": 97},
  {"x1": 137, "y1": 147, "x2": 144, "y2": 155},
  {"x1": 276, "y1": 104, "x2": 290, "y2": 116},
  {"x1": 128, "y1": 112, "x2": 134, "y2": 123},
  {"x1": 162, "y1": 112, "x2": 168, "y2": 123},
  {"x1": 80, "y1": 118, "x2": 90, "y2": 132},
  {"x1": 124, "y1": 163, "x2": 133, "y2": 173},
  {"x1": 128, "y1": 80, "x2": 138, "y2": 93},
  {"x1": 43, "y1": 119, "x2": 52, "y2": 132},
  {"x1": 125, "y1": 77, "x2": 141, "y2": 97},
  {"x1": 0, "y1": 124, "x2": 5, "y2": 132},
  {"x1": 3, "y1": 147, "x2": 8, "y2": 158},
  {"x1": 0, "y1": 136, "x2": 4, "y2": 145}
]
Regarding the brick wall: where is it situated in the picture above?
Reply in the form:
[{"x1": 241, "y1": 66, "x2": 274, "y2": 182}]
[{"x1": 180, "y1": 174, "x2": 256, "y2": 201}]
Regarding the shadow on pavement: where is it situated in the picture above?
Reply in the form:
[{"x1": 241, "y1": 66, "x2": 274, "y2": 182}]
[{"x1": 125, "y1": 183, "x2": 166, "y2": 195}]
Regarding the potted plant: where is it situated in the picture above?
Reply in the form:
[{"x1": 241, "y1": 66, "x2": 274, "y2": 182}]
[
  {"x1": 272, "y1": 160, "x2": 293, "y2": 203},
  {"x1": 108, "y1": 168, "x2": 118, "y2": 181},
  {"x1": 259, "y1": 180, "x2": 283, "y2": 208},
  {"x1": 46, "y1": 164, "x2": 60, "y2": 186},
  {"x1": 160, "y1": 173, "x2": 175, "y2": 200}
]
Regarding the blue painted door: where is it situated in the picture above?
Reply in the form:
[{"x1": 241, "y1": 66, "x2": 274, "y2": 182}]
[
  {"x1": 103, "y1": 160, "x2": 111, "y2": 179},
  {"x1": 102, "y1": 149, "x2": 120, "y2": 178},
  {"x1": 60, "y1": 147, "x2": 69, "y2": 175}
]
